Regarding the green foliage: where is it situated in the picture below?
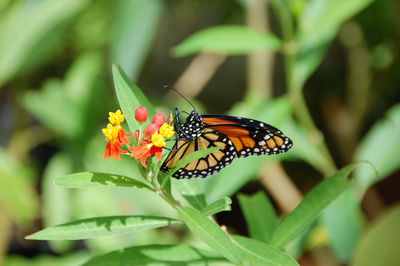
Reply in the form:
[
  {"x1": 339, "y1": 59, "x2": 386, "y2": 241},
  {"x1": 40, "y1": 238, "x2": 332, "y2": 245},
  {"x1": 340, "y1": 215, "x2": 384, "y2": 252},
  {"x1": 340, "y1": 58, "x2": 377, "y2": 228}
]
[
  {"x1": 238, "y1": 191, "x2": 277, "y2": 243},
  {"x1": 177, "y1": 207, "x2": 241, "y2": 264},
  {"x1": 232, "y1": 235, "x2": 299, "y2": 266},
  {"x1": 200, "y1": 197, "x2": 232, "y2": 216},
  {"x1": 321, "y1": 189, "x2": 363, "y2": 262},
  {"x1": 293, "y1": 0, "x2": 375, "y2": 86},
  {"x1": 0, "y1": 149, "x2": 39, "y2": 226},
  {"x1": 0, "y1": 0, "x2": 90, "y2": 87},
  {"x1": 26, "y1": 216, "x2": 179, "y2": 240},
  {"x1": 41, "y1": 153, "x2": 73, "y2": 252},
  {"x1": 355, "y1": 103, "x2": 400, "y2": 192},
  {"x1": 5, "y1": 0, "x2": 397, "y2": 264},
  {"x1": 173, "y1": 25, "x2": 281, "y2": 57},
  {"x1": 111, "y1": 0, "x2": 163, "y2": 81},
  {"x1": 352, "y1": 205, "x2": 400, "y2": 266},
  {"x1": 112, "y1": 65, "x2": 156, "y2": 132},
  {"x1": 22, "y1": 52, "x2": 103, "y2": 139},
  {"x1": 83, "y1": 245, "x2": 232, "y2": 266},
  {"x1": 55, "y1": 172, "x2": 152, "y2": 190},
  {"x1": 271, "y1": 164, "x2": 356, "y2": 248}
]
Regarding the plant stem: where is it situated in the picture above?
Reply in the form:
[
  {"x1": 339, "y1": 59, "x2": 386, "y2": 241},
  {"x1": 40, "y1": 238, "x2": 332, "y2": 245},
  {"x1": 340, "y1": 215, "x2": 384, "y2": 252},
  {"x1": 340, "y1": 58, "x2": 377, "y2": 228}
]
[
  {"x1": 275, "y1": 3, "x2": 337, "y2": 177},
  {"x1": 157, "y1": 189, "x2": 181, "y2": 209}
]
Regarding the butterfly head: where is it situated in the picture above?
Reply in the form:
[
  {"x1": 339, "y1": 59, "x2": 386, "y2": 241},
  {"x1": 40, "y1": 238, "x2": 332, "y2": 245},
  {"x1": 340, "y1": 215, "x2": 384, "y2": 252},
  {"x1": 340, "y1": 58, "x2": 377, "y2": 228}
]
[{"x1": 179, "y1": 110, "x2": 203, "y2": 139}]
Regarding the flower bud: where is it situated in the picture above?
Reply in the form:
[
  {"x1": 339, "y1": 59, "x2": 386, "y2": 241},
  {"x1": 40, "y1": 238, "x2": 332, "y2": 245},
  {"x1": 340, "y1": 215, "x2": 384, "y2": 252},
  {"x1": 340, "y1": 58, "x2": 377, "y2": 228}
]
[
  {"x1": 134, "y1": 130, "x2": 140, "y2": 141},
  {"x1": 152, "y1": 113, "x2": 166, "y2": 126},
  {"x1": 134, "y1": 106, "x2": 148, "y2": 124},
  {"x1": 144, "y1": 123, "x2": 159, "y2": 137}
]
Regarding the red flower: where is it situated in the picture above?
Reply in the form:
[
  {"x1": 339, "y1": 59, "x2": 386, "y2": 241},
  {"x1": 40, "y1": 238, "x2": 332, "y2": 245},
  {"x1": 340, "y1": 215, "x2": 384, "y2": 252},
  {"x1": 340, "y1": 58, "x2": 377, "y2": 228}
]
[
  {"x1": 135, "y1": 106, "x2": 148, "y2": 124},
  {"x1": 152, "y1": 113, "x2": 166, "y2": 126},
  {"x1": 144, "y1": 123, "x2": 159, "y2": 137}
]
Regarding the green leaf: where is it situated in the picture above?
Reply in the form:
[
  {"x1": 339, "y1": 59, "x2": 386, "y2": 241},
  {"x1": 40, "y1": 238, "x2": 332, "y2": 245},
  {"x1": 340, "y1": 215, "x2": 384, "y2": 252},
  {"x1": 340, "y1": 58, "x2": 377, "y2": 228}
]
[
  {"x1": 293, "y1": 0, "x2": 375, "y2": 86},
  {"x1": 112, "y1": 65, "x2": 155, "y2": 132},
  {"x1": 352, "y1": 205, "x2": 400, "y2": 266},
  {"x1": 0, "y1": 0, "x2": 89, "y2": 87},
  {"x1": 355, "y1": 103, "x2": 400, "y2": 193},
  {"x1": 173, "y1": 25, "x2": 281, "y2": 57},
  {"x1": 83, "y1": 244, "x2": 232, "y2": 266},
  {"x1": 4, "y1": 252, "x2": 90, "y2": 266},
  {"x1": 26, "y1": 216, "x2": 179, "y2": 240},
  {"x1": 321, "y1": 188, "x2": 363, "y2": 262},
  {"x1": 22, "y1": 52, "x2": 103, "y2": 139},
  {"x1": 111, "y1": 0, "x2": 163, "y2": 81},
  {"x1": 238, "y1": 191, "x2": 277, "y2": 243},
  {"x1": 172, "y1": 178, "x2": 207, "y2": 210},
  {"x1": 0, "y1": 149, "x2": 39, "y2": 226},
  {"x1": 55, "y1": 172, "x2": 151, "y2": 190},
  {"x1": 232, "y1": 235, "x2": 299, "y2": 266},
  {"x1": 177, "y1": 207, "x2": 241, "y2": 264},
  {"x1": 270, "y1": 164, "x2": 356, "y2": 248},
  {"x1": 201, "y1": 197, "x2": 232, "y2": 216},
  {"x1": 42, "y1": 153, "x2": 73, "y2": 253}
]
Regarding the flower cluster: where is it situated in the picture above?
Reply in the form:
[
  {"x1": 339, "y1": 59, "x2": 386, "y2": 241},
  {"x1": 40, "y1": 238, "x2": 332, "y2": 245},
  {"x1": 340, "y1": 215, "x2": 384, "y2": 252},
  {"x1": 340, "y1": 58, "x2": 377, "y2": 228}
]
[
  {"x1": 102, "y1": 109, "x2": 132, "y2": 160},
  {"x1": 129, "y1": 107, "x2": 175, "y2": 167},
  {"x1": 102, "y1": 107, "x2": 175, "y2": 167}
]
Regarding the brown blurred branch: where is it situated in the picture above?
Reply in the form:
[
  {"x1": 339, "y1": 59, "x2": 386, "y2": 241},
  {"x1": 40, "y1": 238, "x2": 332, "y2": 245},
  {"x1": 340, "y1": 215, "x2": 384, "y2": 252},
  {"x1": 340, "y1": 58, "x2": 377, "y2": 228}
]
[
  {"x1": 246, "y1": 0, "x2": 274, "y2": 99},
  {"x1": 259, "y1": 162, "x2": 303, "y2": 213},
  {"x1": 171, "y1": 53, "x2": 226, "y2": 99}
]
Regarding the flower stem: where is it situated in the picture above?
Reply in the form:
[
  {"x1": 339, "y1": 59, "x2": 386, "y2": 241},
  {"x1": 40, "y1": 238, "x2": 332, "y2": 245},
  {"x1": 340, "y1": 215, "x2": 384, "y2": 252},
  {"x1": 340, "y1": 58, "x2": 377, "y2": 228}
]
[{"x1": 275, "y1": 3, "x2": 337, "y2": 177}]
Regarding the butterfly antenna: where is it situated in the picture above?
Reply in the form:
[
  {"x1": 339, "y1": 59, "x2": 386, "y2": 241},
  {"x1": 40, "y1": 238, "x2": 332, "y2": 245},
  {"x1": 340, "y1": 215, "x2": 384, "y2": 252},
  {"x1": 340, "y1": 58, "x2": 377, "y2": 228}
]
[{"x1": 163, "y1": 85, "x2": 197, "y2": 111}]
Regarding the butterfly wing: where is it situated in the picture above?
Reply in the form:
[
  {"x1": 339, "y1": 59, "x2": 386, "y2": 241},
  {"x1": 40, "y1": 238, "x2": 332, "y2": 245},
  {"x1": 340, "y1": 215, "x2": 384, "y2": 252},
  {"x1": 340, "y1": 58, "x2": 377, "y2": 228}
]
[
  {"x1": 161, "y1": 114, "x2": 293, "y2": 179},
  {"x1": 202, "y1": 114, "x2": 292, "y2": 157},
  {"x1": 160, "y1": 128, "x2": 237, "y2": 179}
]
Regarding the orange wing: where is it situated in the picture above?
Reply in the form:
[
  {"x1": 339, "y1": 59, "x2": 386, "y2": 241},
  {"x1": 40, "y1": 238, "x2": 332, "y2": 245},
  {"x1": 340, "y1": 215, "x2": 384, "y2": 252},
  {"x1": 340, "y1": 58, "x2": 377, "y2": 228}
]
[{"x1": 202, "y1": 115, "x2": 291, "y2": 155}]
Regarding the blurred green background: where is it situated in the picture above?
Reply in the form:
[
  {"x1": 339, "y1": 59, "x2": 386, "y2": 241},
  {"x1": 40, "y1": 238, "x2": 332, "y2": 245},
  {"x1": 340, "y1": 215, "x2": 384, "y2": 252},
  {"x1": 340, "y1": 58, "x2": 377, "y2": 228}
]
[{"x1": 0, "y1": 0, "x2": 399, "y2": 265}]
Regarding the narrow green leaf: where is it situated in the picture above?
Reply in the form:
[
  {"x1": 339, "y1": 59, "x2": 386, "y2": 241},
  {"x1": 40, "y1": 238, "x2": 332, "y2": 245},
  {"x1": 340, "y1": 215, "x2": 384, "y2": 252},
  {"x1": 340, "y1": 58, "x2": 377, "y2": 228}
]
[
  {"x1": 111, "y1": 0, "x2": 163, "y2": 81},
  {"x1": 173, "y1": 25, "x2": 281, "y2": 57},
  {"x1": 352, "y1": 205, "x2": 400, "y2": 266},
  {"x1": 112, "y1": 65, "x2": 155, "y2": 132},
  {"x1": 178, "y1": 207, "x2": 241, "y2": 264},
  {"x1": 83, "y1": 244, "x2": 233, "y2": 266},
  {"x1": 355, "y1": 103, "x2": 400, "y2": 193},
  {"x1": 165, "y1": 147, "x2": 222, "y2": 180},
  {"x1": 26, "y1": 215, "x2": 179, "y2": 240},
  {"x1": 321, "y1": 189, "x2": 363, "y2": 262},
  {"x1": 271, "y1": 164, "x2": 356, "y2": 248},
  {"x1": 201, "y1": 197, "x2": 232, "y2": 216},
  {"x1": 55, "y1": 172, "x2": 151, "y2": 190},
  {"x1": 232, "y1": 235, "x2": 299, "y2": 266},
  {"x1": 238, "y1": 191, "x2": 277, "y2": 243}
]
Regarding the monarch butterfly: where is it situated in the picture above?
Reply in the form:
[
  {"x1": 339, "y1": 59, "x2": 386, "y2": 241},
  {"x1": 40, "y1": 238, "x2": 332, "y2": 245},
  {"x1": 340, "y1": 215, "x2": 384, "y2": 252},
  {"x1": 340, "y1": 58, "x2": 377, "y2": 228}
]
[{"x1": 160, "y1": 108, "x2": 293, "y2": 179}]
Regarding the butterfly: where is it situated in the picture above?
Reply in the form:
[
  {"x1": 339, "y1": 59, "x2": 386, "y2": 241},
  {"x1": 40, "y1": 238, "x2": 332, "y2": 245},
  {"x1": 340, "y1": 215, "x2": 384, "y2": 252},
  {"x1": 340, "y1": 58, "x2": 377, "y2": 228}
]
[{"x1": 160, "y1": 109, "x2": 293, "y2": 179}]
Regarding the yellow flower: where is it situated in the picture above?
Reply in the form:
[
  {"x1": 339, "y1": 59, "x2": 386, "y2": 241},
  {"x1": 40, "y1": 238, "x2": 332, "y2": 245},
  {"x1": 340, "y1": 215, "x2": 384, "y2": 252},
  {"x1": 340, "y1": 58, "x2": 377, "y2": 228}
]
[
  {"x1": 151, "y1": 132, "x2": 166, "y2": 147},
  {"x1": 108, "y1": 109, "x2": 125, "y2": 125},
  {"x1": 159, "y1": 123, "x2": 175, "y2": 138},
  {"x1": 102, "y1": 123, "x2": 119, "y2": 142}
]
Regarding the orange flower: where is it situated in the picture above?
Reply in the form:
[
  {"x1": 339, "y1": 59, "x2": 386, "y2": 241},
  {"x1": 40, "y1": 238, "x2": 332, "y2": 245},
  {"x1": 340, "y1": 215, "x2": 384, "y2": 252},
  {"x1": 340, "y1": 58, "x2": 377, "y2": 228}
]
[
  {"x1": 129, "y1": 139, "x2": 163, "y2": 167},
  {"x1": 102, "y1": 123, "x2": 132, "y2": 160}
]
